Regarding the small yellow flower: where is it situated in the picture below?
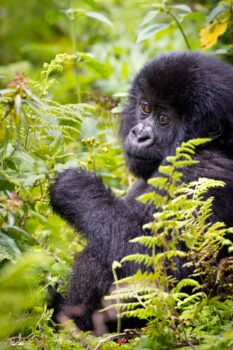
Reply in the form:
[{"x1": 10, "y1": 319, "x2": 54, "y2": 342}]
[{"x1": 200, "y1": 21, "x2": 228, "y2": 50}]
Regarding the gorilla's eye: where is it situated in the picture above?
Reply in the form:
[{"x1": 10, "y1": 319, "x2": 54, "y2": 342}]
[
  {"x1": 140, "y1": 100, "x2": 151, "y2": 114},
  {"x1": 158, "y1": 113, "x2": 170, "y2": 125}
]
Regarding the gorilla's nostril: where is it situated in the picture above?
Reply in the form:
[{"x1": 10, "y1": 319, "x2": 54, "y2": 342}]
[
  {"x1": 128, "y1": 125, "x2": 154, "y2": 148},
  {"x1": 136, "y1": 127, "x2": 154, "y2": 146}
]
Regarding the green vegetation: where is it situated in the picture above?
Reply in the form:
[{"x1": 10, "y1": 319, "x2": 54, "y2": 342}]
[{"x1": 0, "y1": 1, "x2": 233, "y2": 349}]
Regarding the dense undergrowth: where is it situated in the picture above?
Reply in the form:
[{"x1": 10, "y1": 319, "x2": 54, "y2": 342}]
[{"x1": 0, "y1": 0, "x2": 233, "y2": 349}]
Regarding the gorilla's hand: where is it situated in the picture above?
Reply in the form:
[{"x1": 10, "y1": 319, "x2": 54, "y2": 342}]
[
  {"x1": 51, "y1": 168, "x2": 100, "y2": 201},
  {"x1": 50, "y1": 168, "x2": 114, "y2": 231}
]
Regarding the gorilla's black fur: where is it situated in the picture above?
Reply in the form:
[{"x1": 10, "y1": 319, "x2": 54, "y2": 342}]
[{"x1": 50, "y1": 52, "x2": 233, "y2": 331}]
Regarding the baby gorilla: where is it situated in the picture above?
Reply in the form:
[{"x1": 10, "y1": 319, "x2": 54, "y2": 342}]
[{"x1": 50, "y1": 52, "x2": 233, "y2": 331}]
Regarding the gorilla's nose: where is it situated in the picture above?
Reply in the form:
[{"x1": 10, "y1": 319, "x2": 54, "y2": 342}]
[{"x1": 129, "y1": 123, "x2": 154, "y2": 148}]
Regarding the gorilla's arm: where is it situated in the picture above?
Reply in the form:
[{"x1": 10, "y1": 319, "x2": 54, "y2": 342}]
[
  {"x1": 50, "y1": 168, "x2": 151, "y2": 265},
  {"x1": 65, "y1": 246, "x2": 114, "y2": 331},
  {"x1": 50, "y1": 169, "x2": 155, "y2": 330}
]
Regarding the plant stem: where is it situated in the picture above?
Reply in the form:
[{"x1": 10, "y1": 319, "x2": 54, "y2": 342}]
[
  {"x1": 230, "y1": 1, "x2": 233, "y2": 44},
  {"x1": 167, "y1": 10, "x2": 191, "y2": 50},
  {"x1": 112, "y1": 261, "x2": 122, "y2": 333},
  {"x1": 70, "y1": 0, "x2": 81, "y2": 103}
]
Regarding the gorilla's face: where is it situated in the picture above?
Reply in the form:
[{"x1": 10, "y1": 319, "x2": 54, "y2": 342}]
[
  {"x1": 123, "y1": 96, "x2": 183, "y2": 178},
  {"x1": 120, "y1": 52, "x2": 233, "y2": 178}
]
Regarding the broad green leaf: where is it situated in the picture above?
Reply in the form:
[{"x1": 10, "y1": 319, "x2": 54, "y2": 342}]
[
  {"x1": 207, "y1": 4, "x2": 230, "y2": 23},
  {"x1": 85, "y1": 60, "x2": 110, "y2": 78},
  {"x1": 171, "y1": 4, "x2": 192, "y2": 13},
  {"x1": 139, "y1": 10, "x2": 159, "y2": 27},
  {"x1": 0, "y1": 246, "x2": 14, "y2": 262},
  {"x1": 86, "y1": 11, "x2": 114, "y2": 28},
  {"x1": 111, "y1": 102, "x2": 125, "y2": 114},
  {"x1": 83, "y1": 0, "x2": 98, "y2": 9},
  {"x1": 0, "y1": 89, "x2": 15, "y2": 96},
  {"x1": 14, "y1": 94, "x2": 22, "y2": 115},
  {"x1": 215, "y1": 48, "x2": 232, "y2": 55},
  {"x1": 0, "y1": 232, "x2": 21, "y2": 262},
  {"x1": 5, "y1": 225, "x2": 36, "y2": 243},
  {"x1": 184, "y1": 12, "x2": 205, "y2": 22},
  {"x1": 7, "y1": 151, "x2": 35, "y2": 172},
  {"x1": 137, "y1": 23, "x2": 169, "y2": 43}
]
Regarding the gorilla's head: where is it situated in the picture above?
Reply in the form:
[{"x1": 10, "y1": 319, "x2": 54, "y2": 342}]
[{"x1": 120, "y1": 52, "x2": 233, "y2": 178}]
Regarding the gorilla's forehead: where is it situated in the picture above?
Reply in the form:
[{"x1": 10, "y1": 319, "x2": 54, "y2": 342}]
[
  {"x1": 133, "y1": 51, "x2": 233, "y2": 114},
  {"x1": 135, "y1": 53, "x2": 203, "y2": 106}
]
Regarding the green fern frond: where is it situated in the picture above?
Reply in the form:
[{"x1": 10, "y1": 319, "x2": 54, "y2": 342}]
[
  {"x1": 130, "y1": 236, "x2": 157, "y2": 248},
  {"x1": 121, "y1": 253, "x2": 154, "y2": 268},
  {"x1": 114, "y1": 270, "x2": 158, "y2": 285},
  {"x1": 176, "y1": 292, "x2": 206, "y2": 308},
  {"x1": 138, "y1": 191, "x2": 166, "y2": 207},
  {"x1": 173, "y1": 278, "x2": 201, "y2": 293}
]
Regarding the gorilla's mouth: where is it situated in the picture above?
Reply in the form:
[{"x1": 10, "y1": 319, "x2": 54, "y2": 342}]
[
  {"x1": 126, "y1": 151, "x2": 161, "y2": 163},
  {"x1": 126, "y1": 152, "x2": 161, "y2": 178},
  {"x1": 128, "y1": 153, "x2": 152, "y2": 161}
]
